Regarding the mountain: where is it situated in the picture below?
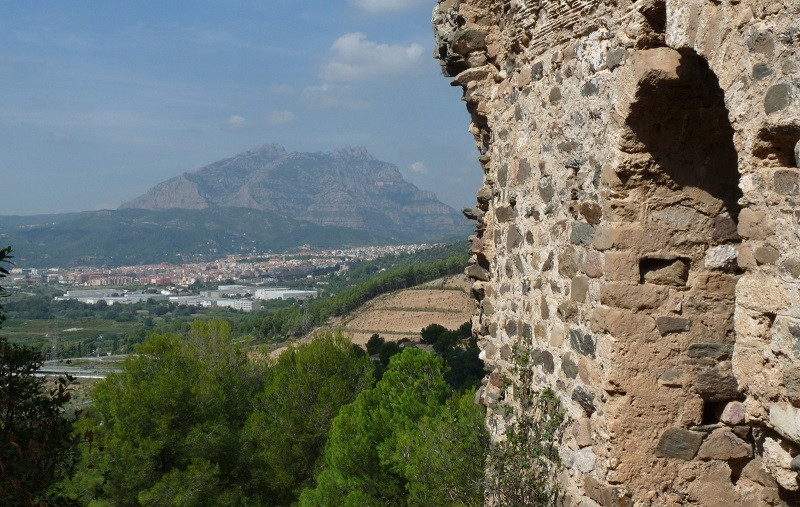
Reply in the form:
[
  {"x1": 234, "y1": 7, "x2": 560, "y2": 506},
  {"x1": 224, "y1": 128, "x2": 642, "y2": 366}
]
[
  {"x1": 120, "y1": 144, "x2": 469, "y2": 241},
  {"x1": 0, "y1": 208, "x2": 387, "y2": 268}
]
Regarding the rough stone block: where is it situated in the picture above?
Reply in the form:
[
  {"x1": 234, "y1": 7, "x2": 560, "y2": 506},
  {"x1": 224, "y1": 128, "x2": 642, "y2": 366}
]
[
  {"x1": 461, "y1": 206, "x2": 484, "y2": 220},
  {"x1": 603, "y1": 251, "x2": 639, "y2": 282},
  {"x1": 737, "y1": 275, "x2": 791, "y2": 313},
  {"x1": 572, "y1": 417, "x2": 592, "y2": 447},
  {"x1": 796, "y1": 139, "x2": 800, "y2": 168},
  {"x1": 583, "y1": 250, "x2": 604, "y2": 278},
  {"x1": 495, "y1": 205, "x2": 515, "y2": 222},
  {"x1": 720, "y1": 401, "x2": 745, "y2": 426},
  {"x1": 740, "y1": 457, "x2": 779, "y2": 488},
  {"x1": 584, "y1": 475, "x2": 633, "y2": 507},
  {"x1": 704, "y1": 245, "x2": 738, "y2": 270},
  {"x1": 561, "y1": 355, "x2": 579, "y2": 379},
  {"x1": 687, "y1": 343, "x2": 733, "y2": 360},
  {"x1": 659, "y1": 369, "x2": 683, "y2": 387},
  {"x1": 569, "y1": 328, "x2": 596, "y2": 358},
  {"x1": 697, "y1": 428, "x2": 752, "y2": 460},
  {"x1": 655, "y1": 427, "x2": 704, "y2": 460},
  {"x1": 769, "y1": 403, "x2": 800, "y2": 444},
  {"x1": 592, "y1": 226, "x2": 614, "y2": 250},
  {"x1": 570, "y1": 222, "x2": 595, "y2": 246},
  {"x1": 506, "y1": 226, "x2": 522, "y2": 250},
  {"x1": 763, "y1": 437, "x2": 800, "y2": 491},
  {"x1": 538, "y1": 177, "x2": 554, "y2": 203},
  {"x1": 451, "y1": 28, "x2": 488, "y2": 55},
  {"x1": 764, "y1": 82, "x2": 792, "y2": 114},
  {"x1": 572, "y1": 385, "x2": 596, "y2": 415},
  {"x1": 607, "y1": 47, "x2": 628, "y2": 70},
  {"x1": 558, "y1": 249, "x2": 580, "y2": 278},
  {"x1": 570, "y1": 275, "x2": 589, "y2": 303},
  {"x1": 656, "y1": 316, "x2": 692, "y2": 335},
  {"x1": 465, "y1": 264, "x2": 490, "y2": 281},
  {"x1": 712, "y1": 214, "x2": 740, "y2": 242},
  {"x1": 695, "y1": 368, "x2": 740, "y2": 402},
  {"x1": 774, "y1": 169, "x2": 800, "y2": 195},
  {"x1": 754, "y1": 245, "x2": 780, "y2": 265},
  {"x1": 589, "y1": 306, "x2": 656, "y2": 337},
  {"x1": 572, "y1": 447, "x2": 596, "y2": 473},
  {"x1": 641, "y1": 259, "x2": 688, "y2": 286},
  {"x1": 736, "y1": 208, "x2": 770, "y2": 239},
  {"x1": 532, "y1": 349, "x2": 555, "y2": 374},
  {"x1": 600, "y1": 282, "x2": 668, "y2": 310},
  {"x1": 579, "y1": 201, "x2": 602, "y2": 224},
  {"x1": 784, "y1": 364, "x2": 800, "y2": 406}
]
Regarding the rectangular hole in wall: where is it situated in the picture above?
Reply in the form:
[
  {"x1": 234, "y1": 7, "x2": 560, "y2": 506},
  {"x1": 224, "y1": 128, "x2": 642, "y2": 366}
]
[{"x1": 639, "y1": 257, "x2": 690, "y2": 286}]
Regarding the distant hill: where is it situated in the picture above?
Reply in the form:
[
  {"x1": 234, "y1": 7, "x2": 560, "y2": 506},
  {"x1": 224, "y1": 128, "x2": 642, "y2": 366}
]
[
  {"x1": 0, "y1": 208, "x2": 387, "y2": 268},
  {"x1": 120, "y1": 144, "x2": 470, "y2": 241}
]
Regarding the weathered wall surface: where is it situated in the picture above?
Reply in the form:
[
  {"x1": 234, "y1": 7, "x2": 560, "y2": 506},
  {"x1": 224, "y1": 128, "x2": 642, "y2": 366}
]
[{"x1": 433, "y1": 0, "x2": 800, "y2": 504}]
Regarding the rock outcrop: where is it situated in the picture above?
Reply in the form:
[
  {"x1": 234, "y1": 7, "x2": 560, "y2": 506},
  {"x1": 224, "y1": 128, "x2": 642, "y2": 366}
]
[
  {"x1": 121, "y1": 144, "x2": 469, "y2": 242},
  {"x1": 434, "y1": 0, "x2": 800, "y2": 504}
]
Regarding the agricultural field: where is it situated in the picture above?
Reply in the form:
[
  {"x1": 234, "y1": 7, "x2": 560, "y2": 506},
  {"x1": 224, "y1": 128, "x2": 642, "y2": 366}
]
[{"x1": 336, "y1": 275, "x2": 473, "y2": 345}]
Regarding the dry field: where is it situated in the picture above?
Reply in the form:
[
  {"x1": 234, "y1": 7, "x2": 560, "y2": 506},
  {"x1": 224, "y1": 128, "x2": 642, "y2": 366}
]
[
  {"x1": 267, "y1": 275, "x2": 474, "y2": 356},
  {"x1": 335, "y1": 274, "x2": 474, "y2": 346}
]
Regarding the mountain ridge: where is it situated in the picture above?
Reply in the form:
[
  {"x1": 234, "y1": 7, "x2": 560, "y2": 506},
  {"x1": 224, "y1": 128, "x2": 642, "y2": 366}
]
[{"x1": 120, "y1": 144, "x2": 469, "y2": 241}]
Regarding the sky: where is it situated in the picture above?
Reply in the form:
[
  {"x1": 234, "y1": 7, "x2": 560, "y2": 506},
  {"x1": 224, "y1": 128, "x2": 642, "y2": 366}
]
[{"x1": 0, "y1": 0, "x2": 482, "y2": 216}]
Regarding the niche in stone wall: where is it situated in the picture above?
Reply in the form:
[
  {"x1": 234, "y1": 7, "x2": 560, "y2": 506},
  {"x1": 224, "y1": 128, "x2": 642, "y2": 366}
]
[
  {"x1": 625, "y1": 49, "x2": 743, "y2": 221},
  {"x1": 619, "y1": 47, "x2": 744, "y2": 422}
]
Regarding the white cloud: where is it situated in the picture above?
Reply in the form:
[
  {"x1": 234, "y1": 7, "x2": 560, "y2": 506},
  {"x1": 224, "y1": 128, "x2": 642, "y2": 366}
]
[
  {"x1": 266, "y1": 110, "x2": 295, "y2": 125},
  {"x1": 349, "y1": 0, "x2": 429, "y2": 13},
  {"x1": 321, "y1": 32, "x2": 424, "y2": 81},
  {"x1": 408, "y1": 161, "x2": 427, "y2": 174},
  {"x1": 224, "y1": 115, "x2": 248, "y2": 130},
  {"x1": 301, "y1": 84, "x2": 370, "y2": 110}
]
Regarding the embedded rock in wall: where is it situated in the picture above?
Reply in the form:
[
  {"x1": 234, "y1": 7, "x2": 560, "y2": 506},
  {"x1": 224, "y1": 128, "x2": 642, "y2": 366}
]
[{"x1": 434, "y1": 0, "x2": 800, "y2": 504}]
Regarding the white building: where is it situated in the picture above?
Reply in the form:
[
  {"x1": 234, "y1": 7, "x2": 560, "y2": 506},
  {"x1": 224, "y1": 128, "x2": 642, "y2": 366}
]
[{"x1": 254, "y1": 288, "x2": 317, "y2": 300}]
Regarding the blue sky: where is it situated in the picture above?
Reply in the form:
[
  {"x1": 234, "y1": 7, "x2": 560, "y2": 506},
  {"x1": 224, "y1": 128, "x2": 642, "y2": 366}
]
[{"x1": 0, "y1": 0, "x2": 480, "y2": 215}]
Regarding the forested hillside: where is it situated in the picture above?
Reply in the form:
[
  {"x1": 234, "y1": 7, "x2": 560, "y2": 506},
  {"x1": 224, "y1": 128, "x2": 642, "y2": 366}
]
[{"x1": 57, "y1": 322, "x2": 489, "y2": 504}]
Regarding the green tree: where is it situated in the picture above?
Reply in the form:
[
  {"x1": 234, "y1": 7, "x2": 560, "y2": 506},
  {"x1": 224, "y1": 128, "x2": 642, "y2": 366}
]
[
  {"x1": 398, "y1": 390, "x2": 488, "y2": 506},
  {"x1": 365, "y1": 333, "x2": 384, "y2": 356},
  {"x1": 90, "y1": 319, "x2": 262, "y2": 504},
  {"x1": 420, "y1": 323, "x2": 447, "y2": 346},
  {"x1": 240, "y1": 331, "x2": 374, "y2": 504},
  {"x1": 300, "y1": 348, "x2": 486, "y2": 506},
  {"x1": 1, "y1": 246, "x2": 81, "y2": 504}
]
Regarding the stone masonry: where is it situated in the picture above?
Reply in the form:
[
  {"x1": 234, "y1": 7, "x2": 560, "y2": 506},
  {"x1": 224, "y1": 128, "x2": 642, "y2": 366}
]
[{"x1": 433, "y1": 0, "x2": 800, "y2": 504}]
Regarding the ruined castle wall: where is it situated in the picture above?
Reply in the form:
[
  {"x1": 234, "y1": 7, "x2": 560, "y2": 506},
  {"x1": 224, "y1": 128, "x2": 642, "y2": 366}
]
[{"x1": 434, "y1": 1, "x2": 800, "y2": 504}]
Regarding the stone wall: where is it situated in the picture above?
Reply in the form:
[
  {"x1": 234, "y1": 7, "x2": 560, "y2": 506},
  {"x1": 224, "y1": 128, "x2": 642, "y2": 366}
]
[{"x1": 433, "y1": 0, "x2": 800, "y2": 504}]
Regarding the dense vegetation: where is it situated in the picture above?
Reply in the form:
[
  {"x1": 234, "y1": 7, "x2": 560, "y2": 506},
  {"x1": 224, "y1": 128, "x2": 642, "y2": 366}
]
[
  {"x1": 300, "y1": 349, "x2": 488, "y2": 505},
  {"x1": 0, "y1": 246, "x2": 80, "y2": 504},
  {"x1": 60, "y1": 321, "x2": 487, "y2": 505}
]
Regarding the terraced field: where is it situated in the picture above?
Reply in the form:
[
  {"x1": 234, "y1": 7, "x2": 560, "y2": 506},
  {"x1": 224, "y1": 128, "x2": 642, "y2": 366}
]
[{"x1": 335, "y1": 274, "x2": 474, "y2": 345}]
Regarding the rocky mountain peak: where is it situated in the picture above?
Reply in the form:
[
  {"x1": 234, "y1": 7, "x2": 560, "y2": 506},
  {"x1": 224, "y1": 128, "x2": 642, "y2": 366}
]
[{"x1": 120, "y1": 144, "x2": 469, "y2": 241}]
